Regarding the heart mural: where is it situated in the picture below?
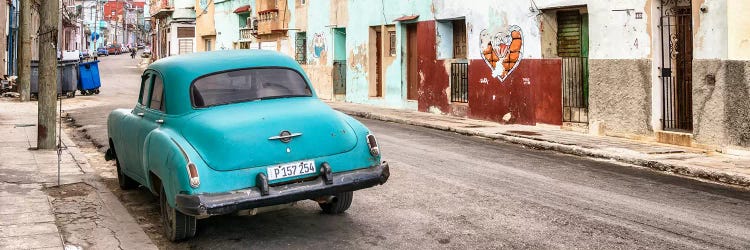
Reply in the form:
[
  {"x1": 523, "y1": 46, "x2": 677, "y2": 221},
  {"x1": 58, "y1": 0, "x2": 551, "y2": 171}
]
[{"x1": 479, "y1": 25, "x2": 523, "y2": 82}]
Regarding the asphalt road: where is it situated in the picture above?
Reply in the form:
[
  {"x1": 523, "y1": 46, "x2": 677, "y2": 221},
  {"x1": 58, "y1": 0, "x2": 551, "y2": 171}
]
[{"x1": 64, "y1": 53, "x2": 750, "y2": 249}]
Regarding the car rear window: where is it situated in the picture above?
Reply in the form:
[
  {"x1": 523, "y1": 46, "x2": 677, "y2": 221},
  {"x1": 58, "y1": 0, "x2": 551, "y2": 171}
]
[{"x1": 191, "y1": 68, "x2": 312, "y2": 108}]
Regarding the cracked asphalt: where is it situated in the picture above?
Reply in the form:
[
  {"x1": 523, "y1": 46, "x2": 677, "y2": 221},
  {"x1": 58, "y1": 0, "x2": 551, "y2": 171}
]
[{"x1": 62, "y1": 53, "x2": 750, "y2": 249}]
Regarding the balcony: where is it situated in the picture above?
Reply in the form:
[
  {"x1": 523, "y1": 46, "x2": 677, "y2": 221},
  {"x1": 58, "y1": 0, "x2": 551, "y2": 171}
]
[
  {"x1": 239, "y1": 27, "x2": 256, "y2": 41},
  {"x1": 152, "y1": 0, "x2": 174, "y2": 18},
  {"x1": 257, "y1": 10, "x2": 280, "y2": 35}
]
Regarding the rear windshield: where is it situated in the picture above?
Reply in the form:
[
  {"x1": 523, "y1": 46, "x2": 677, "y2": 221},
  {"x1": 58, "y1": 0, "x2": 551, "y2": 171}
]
[{"x1": 191, "y1": 68, "x2": 312, "y2": 107}]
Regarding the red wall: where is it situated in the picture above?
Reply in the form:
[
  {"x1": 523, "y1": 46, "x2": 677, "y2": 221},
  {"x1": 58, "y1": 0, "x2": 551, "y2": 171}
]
[
  {"x1": 104, "y1": 1, "x2": 146, "y2": 21},
  {"x1": 467, "y1": 59, "x2": 562, "y2": 125},
  {"x1": 416, "y1": 21, "x2": 450, "y2": 113},
  {"x1": 415, "y1": 20, "x2": 563, "y2": 126}
]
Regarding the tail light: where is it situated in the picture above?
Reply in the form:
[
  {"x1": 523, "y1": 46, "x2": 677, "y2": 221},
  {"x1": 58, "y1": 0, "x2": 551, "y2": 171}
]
[
  {"x1": 187, "y1": 162, "x2": 200, "y2": 188},
  {"x1": 172, "y1": 138, "x2": 200, "y2": 188},
  {"x1": 366, "y1": 134, "x2": 380, "y2": 157}
]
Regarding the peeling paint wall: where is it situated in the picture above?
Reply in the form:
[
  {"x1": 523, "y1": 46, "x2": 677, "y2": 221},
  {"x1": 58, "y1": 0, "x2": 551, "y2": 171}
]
[
  {"x1": 273, "y1": 0, "x2": 750, "y2": 148},
  {"x1": 693, "y1": 0, "x2": 728, "y2": 59}
]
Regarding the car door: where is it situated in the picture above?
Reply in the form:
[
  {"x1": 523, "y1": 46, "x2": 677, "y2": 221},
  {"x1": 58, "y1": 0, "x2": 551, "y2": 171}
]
[
  {"x1": 119, "y1": 72, "x2": 153, "y2": 181},
  {"x1": 134, "y1": 72, "x2": 167, "y2": 178}
]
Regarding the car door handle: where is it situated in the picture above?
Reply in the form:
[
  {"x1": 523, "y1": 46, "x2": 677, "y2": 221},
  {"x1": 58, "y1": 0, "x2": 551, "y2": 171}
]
[
  {"x1": 136, "y1": 112, "x2": 144, "y2": 117},
  {"x1": 155, "y1": 119, "x2": 164, "y2": 124}
]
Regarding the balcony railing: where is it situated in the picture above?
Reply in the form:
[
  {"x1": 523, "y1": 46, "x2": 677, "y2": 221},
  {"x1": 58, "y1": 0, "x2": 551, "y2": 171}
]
[{"x1": 239, "y1": 28, "x2": 255, "y2": 41}]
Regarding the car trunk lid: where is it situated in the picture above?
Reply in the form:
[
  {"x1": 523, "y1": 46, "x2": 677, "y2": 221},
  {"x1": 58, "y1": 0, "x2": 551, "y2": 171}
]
[{"x1": 181, "y1": 98, "x2": 357, "y2": 171}]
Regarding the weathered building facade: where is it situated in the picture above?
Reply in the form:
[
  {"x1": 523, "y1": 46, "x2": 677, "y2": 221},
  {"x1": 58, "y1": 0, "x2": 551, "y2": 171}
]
[
  {"x1": 202, "y1": 0, "x2": 750, "y2": 151},
  {"x1": 193, "y1": 0, "x2": 257, "y2": 52},
  {"x1": 149, "y1": 0, "x2": 196, "y2": 59}
]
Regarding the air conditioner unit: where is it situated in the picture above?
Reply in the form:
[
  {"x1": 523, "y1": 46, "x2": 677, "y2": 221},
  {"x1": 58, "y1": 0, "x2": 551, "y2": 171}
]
[{"x1": 247, "y1": 17, "x2": 258, "y2": 31}]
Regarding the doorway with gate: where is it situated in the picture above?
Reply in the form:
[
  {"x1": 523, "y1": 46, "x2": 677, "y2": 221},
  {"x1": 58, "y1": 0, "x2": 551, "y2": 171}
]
[
  {"x1": 557, "y1": 10, "x2": 589, "y2": 125},
  {"x1": 659, "y1": 0, "x2": 693, "y2": 132}
]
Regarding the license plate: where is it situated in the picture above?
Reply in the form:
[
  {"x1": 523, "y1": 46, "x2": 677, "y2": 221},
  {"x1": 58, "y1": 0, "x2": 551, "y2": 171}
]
[{"x1": 266, "y1": 160, "x2": 316, "y2": 181}]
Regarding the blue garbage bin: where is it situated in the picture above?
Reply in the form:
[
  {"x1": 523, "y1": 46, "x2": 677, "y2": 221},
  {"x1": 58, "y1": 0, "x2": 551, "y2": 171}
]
[{"x1": 78, "y1": 60, "x2": 101, "y2": 95}]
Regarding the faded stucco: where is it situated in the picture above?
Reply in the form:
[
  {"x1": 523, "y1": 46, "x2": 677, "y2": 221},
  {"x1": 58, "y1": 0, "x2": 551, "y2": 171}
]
[
  {"x1": 692, "y1": 60, "x2": 750, "y2": 147},
  {"x1": 727, "y1": 0, "x2": 750, "y2": 60},
  {"x1": 589, "y1": 59, "x2": 653, "y2": 136},
  {"x1": 535, "y1": 0, "x2": 652, "y2": 60},
  {"x1": 693, "y1": 0, "x2": 728, "y2": 59}
]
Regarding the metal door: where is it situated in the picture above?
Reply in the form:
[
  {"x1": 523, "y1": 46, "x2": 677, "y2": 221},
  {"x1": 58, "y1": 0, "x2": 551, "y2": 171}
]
[
  {"x1": 333, "y1": 60, "x2": 346, "y2": 95},
  {"x1": 660, "y1": 0, "x2": 693, "y2": 131}
]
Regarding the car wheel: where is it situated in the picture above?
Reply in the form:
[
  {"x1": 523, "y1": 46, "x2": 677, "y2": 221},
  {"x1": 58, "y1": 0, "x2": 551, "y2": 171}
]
[
  {"x1": 160, "y1": 185, "x2": 196, "y2": 241},
  {"x1": 319, "y1": 191, "x2": 353, "y2": 214},
  {"x1": 114, "y1": 148, "x2": 138, "y2": 190},
  {"x1": 94, "y1": 89, "x2": 100, "y2": 94}
]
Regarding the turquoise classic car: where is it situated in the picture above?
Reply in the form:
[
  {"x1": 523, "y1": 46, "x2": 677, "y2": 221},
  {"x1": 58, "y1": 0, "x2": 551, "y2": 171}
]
[{"x1": 105, "y1": 50, "x2": 390, "y2": 241}]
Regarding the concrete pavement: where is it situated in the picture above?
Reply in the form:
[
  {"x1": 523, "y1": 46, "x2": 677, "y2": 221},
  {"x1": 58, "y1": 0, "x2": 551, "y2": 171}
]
[
  {"x1": 327, "y1": 101, "x2": 750, "y2": 188},
  {"x1": 0, "y1": 98, "x2": 156, "y2": 249}
]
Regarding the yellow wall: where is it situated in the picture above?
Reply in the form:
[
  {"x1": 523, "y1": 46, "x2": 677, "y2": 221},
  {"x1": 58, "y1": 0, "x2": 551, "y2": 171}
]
[
  {"x1": 728, "y1": 0, "x2": 750, "y2": 60},
  {"x1": 195, "y1": 0, "x2": 216, "y2": 52}
]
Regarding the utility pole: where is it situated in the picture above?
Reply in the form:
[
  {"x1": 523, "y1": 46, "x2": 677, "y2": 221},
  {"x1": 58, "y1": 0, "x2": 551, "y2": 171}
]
[
  {"x1": 17, "y1": 0, "x2": 31, "y2": 101},
  {"x1": 37, "y1": 0, "x2": 59, "y2": 149}
]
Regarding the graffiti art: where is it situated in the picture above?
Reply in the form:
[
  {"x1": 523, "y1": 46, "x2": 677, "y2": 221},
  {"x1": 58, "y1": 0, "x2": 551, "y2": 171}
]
[
  {"x1": 479, "y1": 25, "x2": 523, "y2": 82},
  {"x1": 312, "y1": 33, "x2": 327, "y2": 59}
]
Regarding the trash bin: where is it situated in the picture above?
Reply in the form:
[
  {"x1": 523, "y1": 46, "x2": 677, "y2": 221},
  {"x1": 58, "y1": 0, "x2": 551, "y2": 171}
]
[
  {"x1": 59, "y1": 60, "x2": 78, "y2": 97},
  {"x1": 77, "y1": 60, "x2": 101, "y2": 95},
  {"x1": 30, "y1": 60, "x2": 79, "y2": 99}
]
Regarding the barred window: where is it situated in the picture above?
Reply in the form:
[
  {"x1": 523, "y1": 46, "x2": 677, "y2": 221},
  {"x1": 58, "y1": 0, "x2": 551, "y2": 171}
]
[
  {"x1": 295, "y1": 32, "x2": 307, "y2": 64},
  {"x1": 388, "y1": 31, "x2": 396, "y2": 56}
]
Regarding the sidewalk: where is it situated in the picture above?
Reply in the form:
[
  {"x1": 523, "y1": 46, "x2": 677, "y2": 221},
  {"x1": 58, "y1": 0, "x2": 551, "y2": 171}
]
[
  {"x1": 327, "y1": 101, "x2": 750, "y2": 188},
  {"x1": 0, "y1": 99, "x2": 156, "y2": 249}
]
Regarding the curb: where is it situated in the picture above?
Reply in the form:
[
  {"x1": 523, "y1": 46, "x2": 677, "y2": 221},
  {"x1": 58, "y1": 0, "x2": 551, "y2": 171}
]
[{"x1": 339, "y1": 109, "x2": 750, "y2": 188}]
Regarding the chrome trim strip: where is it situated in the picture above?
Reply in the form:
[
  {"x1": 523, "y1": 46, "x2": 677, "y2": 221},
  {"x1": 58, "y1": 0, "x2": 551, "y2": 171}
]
[{"x1": 268, "y1": 133, "x2": 302, "y2": 140}]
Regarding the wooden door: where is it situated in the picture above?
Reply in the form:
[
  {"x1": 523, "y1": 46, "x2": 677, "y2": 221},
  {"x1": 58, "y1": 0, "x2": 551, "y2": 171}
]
[{"x1": 406, "y1": 24, "x2": 418, "y2": 100}]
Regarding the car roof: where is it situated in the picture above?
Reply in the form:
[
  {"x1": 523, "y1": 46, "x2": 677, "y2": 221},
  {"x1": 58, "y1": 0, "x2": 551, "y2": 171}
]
[
  {"x1": 146, "y1": 49, "x2": 314, "y2": 115},
  {"x1": 148, "y1": 50, "x2": 303, "y2": 80}
]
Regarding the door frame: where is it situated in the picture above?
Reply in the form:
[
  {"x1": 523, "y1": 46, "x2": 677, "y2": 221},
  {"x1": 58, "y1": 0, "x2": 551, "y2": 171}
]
[{"x1": 659, "y1": 0, "x2": 693, "y2": 132}]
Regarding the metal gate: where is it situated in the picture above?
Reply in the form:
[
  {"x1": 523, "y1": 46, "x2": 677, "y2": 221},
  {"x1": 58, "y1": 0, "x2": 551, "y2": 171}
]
[
  {"x1": 333, "y1": 60, "x2": 346, "y2": 96},
  {"x1": 450, "y1": 63, "x2": 468, "y2": 103},
  {"x1": 660, "y1": 0, "x2": 693, "y2": 131},
  {"x1": 562, "y1": 57, "x2": 588, "y2": 123}
]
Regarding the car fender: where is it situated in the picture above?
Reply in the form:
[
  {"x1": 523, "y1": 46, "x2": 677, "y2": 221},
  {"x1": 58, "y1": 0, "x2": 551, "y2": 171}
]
[
  {"x1": 335, "y1": 111, "x2": 382, "y2": 165},
  {"x1": 336, "y1": 111, "x2": 371, "y2": 138},
  {"x1": 144, "y1": 127, "x2": 207, "y2": 207},
  {"x1": 107, "y1": 108, "x2": 133, "y2": 156}
]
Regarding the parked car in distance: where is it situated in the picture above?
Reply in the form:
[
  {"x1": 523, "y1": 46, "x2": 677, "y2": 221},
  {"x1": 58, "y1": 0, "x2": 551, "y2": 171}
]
[
  {"x1": 97, "y1": 47, "x2": 109, "y2": 56},
  {"x1": 107, "y1": 44, "x2": 120, "y2": 55},
  {"x1": 137, "y1": 44, "x2": 145, "y2": 49},
  {"x1": 106, "y1": 50, "x2": 390, "y2": 241}
]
